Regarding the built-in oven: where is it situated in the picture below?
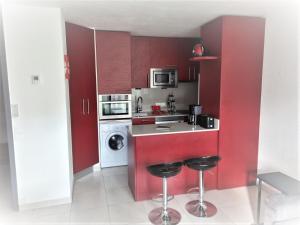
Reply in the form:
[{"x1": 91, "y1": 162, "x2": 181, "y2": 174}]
[
  {"x1": 150, "y1": 68, "x2": 178, "y2": 88},
  {"x1": 99, "y1": 94, "x2": 132, "y2": 120}
]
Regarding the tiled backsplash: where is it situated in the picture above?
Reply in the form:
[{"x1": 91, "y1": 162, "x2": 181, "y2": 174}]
[{"x1": 132, "y1": 82, "x2": 198, "y2": 112}]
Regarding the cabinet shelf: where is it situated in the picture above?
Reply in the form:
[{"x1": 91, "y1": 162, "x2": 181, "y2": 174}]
[{"x1": 189, "y1": 56, "x2": 219, "y2": 62}]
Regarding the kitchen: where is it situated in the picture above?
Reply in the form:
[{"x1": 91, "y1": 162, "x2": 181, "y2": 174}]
[
  {"x1": 66, "y1": 14, "x2": 264, "y2": 221},
  {"x1": 0, "y1": 1, "x2": 299, "y2": 225}
]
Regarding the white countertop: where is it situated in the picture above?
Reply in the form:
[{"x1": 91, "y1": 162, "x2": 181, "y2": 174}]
[{"x1": 130, "y1": 119, "x2": 219, "y2": 137}]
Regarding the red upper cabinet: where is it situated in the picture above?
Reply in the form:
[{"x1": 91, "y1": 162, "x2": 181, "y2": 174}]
[
  {"x1": 96, "y1": 31, "x2": 131, "y2": 94},
  {"x1": 66, "y1": 23, "x2": 99, "y2": 173},
  {"x1": 149, "y1": 37, "x2": 179, "y2": 68},
  {"x1": 200, "y1": 16, "x2": 265, "y2": 188},
  {"x1": 131, "y1": 36, "x2": 200, "y2": 88},
  {"x1": 178, "y1": 38, "x2": 199, "y2": 82},
  {"x1": 131, "y1": 36, "x2": 151, "y2": 88}
]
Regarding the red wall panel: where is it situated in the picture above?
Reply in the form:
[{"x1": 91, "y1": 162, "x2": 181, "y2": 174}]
[
  {"x1": 218, "y1": 16, "x2": 265, "y2": 188},
  {"x1": 200, "y1": 16, "x2": 265, "y2": 189},
  {"x1": 200, "y1": 18, "x2": 222, "y2": 118}
]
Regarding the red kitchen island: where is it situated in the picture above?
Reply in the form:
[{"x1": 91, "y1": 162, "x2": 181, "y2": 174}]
[{"x1": 128, "y1": 122, "x2": 220, "y2": 201}]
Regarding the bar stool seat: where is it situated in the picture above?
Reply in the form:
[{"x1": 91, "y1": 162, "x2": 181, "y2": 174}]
[
  {"x1": 147, "y1": 162, "x2": 183, "y2": 225},
  {"x1": 184, "y1": 156, "x2": 219, "y2": 171},
  {"x1": 184, "y1": 156, "x2": 220, "y2": 218},
  {"x1": 147, "y1": 162, "x2": 183, "y2": 178}
]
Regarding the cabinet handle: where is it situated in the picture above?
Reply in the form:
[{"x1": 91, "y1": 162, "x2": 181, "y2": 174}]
[
  {"x1": 87, "y1": 98, "x2": 90, "y2": 115},
  {"x1": 82, "y1": 99, "x2": 85, "y2": 115},
  {"x1": 188, "y1": 67, "x2": 191, "y2": 81},
  {"x1": 193, "y1": 67, "x2": 196, "y2": 80}
]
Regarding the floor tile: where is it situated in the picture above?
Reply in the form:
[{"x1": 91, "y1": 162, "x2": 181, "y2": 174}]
[
  {"x1": 103, "y1": 173, "x2": 128, "y2": 190},
  {"x1": 108, "y1": 201, "x2": 149, "y2": 224},
  {"x1": 101, "y1": 166, "x2": 128, "y2": 177},
  {"x1": 72, "y1": 189, "x2": 107, "y2": 211},
  {"x1": 70, "y1": 206, "x2": 110, "y2": 224},
  {"x1": 106, "y1": 186, "x2": 134, "y2": 205},
  {"x1": 221, "y1": 204, "x2": 256, "y2": 224},
  {"x1": 33, "y1": 212, "x2": 70, "y2": 224},
  {"x1": 33, "y1": 203, "x2": 71, "y2": 218}
]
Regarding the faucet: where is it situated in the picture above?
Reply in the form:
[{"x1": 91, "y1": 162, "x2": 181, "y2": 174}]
[{"x1": 137, "y1": 96, "x2": 143, "y2": 113}]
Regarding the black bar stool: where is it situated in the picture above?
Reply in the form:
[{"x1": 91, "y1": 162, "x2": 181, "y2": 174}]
[
  {"x1": 184, "y1": 156, "x2": 221, "y2": 217},
  {"x1": 147, "y1": 162, "x2": 183, "y2": 225}
]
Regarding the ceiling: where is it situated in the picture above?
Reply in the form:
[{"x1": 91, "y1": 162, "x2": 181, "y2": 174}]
[{"x1": 5, "y1": 0, "x2": 293, "y2": 37}]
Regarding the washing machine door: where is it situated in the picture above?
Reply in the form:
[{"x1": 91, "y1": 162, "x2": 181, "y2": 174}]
[
  {"x1": 106, "y1": 131, "x2": 127, "y2": 152},
  {"x1": 108, "y1": 133, "x2": 125, "y2": 151}
]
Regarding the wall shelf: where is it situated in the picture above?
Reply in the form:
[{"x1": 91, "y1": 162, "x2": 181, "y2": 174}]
[{"x1": 189, "y1": 56, "x2": 219, "y2": 62}]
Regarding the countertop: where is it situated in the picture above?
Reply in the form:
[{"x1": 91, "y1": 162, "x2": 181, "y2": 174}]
[{"x1": 130, "y1": 119, "x2": 219, "y2": 137}]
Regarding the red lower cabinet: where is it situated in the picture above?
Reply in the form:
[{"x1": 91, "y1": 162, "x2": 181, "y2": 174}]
[
  {"x1": 66, "y1": 23, "x2": 99, "y2": 173},
  {"x1": 200, "y1": 16, "x2": 265, "y2": 188},
  {"x1": 132, "y1": 117, "x2": 155, "y2": 125},
  {"x1": 128, "y1": 131, "x2": 219, "y2": 201}
]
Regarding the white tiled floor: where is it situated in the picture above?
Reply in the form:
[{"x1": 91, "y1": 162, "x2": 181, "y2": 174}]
[{"x1": 0, "y1": 143, "x2": 271, "y2": 225}]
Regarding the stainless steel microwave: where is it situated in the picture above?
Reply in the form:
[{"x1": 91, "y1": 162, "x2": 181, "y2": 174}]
[{"x1": 149, "y1": 68, "x2": 178, "y2": 88}]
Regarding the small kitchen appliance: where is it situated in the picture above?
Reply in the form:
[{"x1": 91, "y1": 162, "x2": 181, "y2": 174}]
[
  {"x1": 149, "y1": 68, "x2": 178, "y2": 88},
  {"x1": 167, "y1": 94, "x2": 176, "y2": 113},
  {"x1": 99, "y1": 94, "x2": 132, "y2": 120},
  {"x1": 188, "y1": 104, "x2": 202, "y2": 125},
  {"x1": 197, "y1": 114, "x2": 215, "y2": 129}
]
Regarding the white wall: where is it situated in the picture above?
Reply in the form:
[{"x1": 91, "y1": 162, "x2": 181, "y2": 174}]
[
  {"x1": 1, "y1": 4, "x2": 73, "y2": 209},
  {"x1": 0, "y1": 55, "x2": 7, "y2": 144},
  {"x1": 258, "y1": 4, "x2": 300, "y2": 180}
]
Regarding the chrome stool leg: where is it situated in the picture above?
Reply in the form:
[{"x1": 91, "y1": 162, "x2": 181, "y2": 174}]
[
  {"x1": 185, "y1": 170, "x2": 217, "y2": 217},
  {"x1": 149, "y1": 177, "x2": 181, "y2": 225}
]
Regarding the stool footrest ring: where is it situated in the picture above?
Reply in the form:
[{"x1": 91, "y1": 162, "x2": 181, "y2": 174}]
[{"x1": 186, "y1": 187, "x2": 200, "y2": 194}]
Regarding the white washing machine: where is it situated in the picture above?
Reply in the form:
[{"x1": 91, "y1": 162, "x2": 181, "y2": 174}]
[{"x1": 99, "y1": 119, "x2": 132, "y2": 168}]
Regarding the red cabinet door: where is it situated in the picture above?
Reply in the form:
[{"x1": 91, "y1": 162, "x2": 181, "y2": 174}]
[
  {"x1": 66, "y1": 23, "x2": 99, "y2": 174},
  {"x1": 178, "y1": 38, "x2": 199, "y2": 81},
  {"x1": 131, "y1": 37, "x2": 151, "y2": 88},
  {"x1": 132, "y1": 117, "x2": 155, "y2": 125},
  {"x1": 149, "y1": 37, "x2": 179, "y2": 68},
  {"x1": 96, "y1": 31, "x2": 132, "y2": 94}
]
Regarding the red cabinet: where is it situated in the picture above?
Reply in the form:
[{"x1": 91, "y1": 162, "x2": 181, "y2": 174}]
[
  {"x1": 149, "y1": 37, "x2": 179, "y2": 68},
  {"x1": 178, "y1": 38, "x2": 199, "y2": 82},
  {"x1": 200, "y1": 16, "x2": 265, "y2": 188},
  {"x1": 132, "y1": 117, "x2": 155, "y2": 125},
  {"x1": 131, "y1": 37, "x2": 151, "y2": 88},
  {"x1": 66, "y1": 23, "x2": 99, "y2": 173},
  {"x1": 131, "y1": 36, "x2": 200, "y2": 88},
  {"x1": 96, "y1": 31, "x2": 132, "y2": 94}
]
